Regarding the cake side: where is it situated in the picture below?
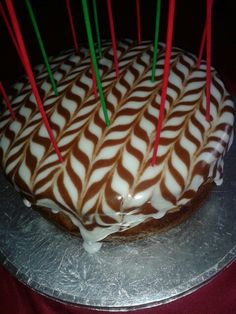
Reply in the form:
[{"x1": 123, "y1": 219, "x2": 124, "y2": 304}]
[
  {"x1": 0, "y1": 40, "x2": 234, "y2": 251},
  {"x1": 32, "y1": 180, "x2": 214, "y2": 241}
]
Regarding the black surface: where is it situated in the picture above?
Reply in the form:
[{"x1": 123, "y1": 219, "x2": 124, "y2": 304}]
[{"x1": 0, "y1": 0, "x2": 236, "y2": 90}]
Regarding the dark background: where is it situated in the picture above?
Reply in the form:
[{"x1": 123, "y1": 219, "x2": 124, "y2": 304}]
[{"x1": 0, "y1": 0, "x2": 236, "y2": 94}]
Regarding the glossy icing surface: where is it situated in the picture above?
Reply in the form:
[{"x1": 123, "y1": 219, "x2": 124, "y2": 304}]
[{"x1": 0, "y1": 40, "x2": 234, "y2": 251}]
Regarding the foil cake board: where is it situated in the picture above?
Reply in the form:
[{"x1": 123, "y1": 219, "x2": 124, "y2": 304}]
[{"x1": 0, "y1": 142, "x2": 236, "y2": 311}]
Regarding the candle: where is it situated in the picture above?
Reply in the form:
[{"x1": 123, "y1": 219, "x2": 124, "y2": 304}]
[
  {"x1": 206, "y1": 0, "x2": 213, "y2": 122},
  {"x1": 65, "y1": 0, "x2": 97, "y2": 97},
  {"x1": 197, "y1": 0, "x2": 215, "y2": 70},
  {"x1": 5, "y1": 0, "x2": 63, "y2": 162},
  {"x1": 92, "y1": 0, "x2": 103, "y2": 58},
  {"x1": 106, "y1": 0, "x2": 119, "y2": 78},
  {"x1": 196, "y1": 23, "x2": 206, "y2": 69},
  {"x1": 151, "y1": 0, "x2": 162, "y2": 82},
  {"x1": 82, "y1": 0, "x2": 110, "y2": 126},
  {"x1": 136, "y1": 0, "x2": 141, "y2": 44},
  {"x1": 0, "y1": 2, "x2": 24, "y2": 66},
  {"x1": 65, "y1": 0, "x2": 78, "y2": 51},
  {"x1": 90, "y1": 59, "x2": 98, "y2": 98},
  {"x1": 25, "y1": 0, "x2": 58, "y2": 96},
  {"x1": 151, "y1": 0, "x2": 175, "y2": 166},
  {"x1": 0, "y1": 81, "x2": 16, "y2": 120}
]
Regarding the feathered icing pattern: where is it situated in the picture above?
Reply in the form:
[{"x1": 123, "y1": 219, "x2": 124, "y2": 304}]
[{"x1": 0, "y1": 40, "x2": 234, "y2": 244}]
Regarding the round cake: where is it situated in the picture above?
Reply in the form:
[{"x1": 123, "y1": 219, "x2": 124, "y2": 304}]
[{"x1": 0, "y1": 40, "x2": 234, "y2": 252}]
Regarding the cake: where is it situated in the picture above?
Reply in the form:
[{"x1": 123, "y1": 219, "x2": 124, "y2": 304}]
[{"x1": 0, "y1": 40, "x2": 234, "y2": 253}]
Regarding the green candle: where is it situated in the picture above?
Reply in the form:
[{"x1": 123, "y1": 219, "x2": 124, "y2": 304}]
[
  {"x1": 92, "y1": 0, "x2": 103, "y2": 58},
  {"x1": 82, "y1": 0, "x2": 110, "y2": 126},
  {"x1": 24, "y1": 0, "x2": 58, "y2": 96},
  {"x1": 151, "y1": 0, "x2": 161, "y2": 82}
]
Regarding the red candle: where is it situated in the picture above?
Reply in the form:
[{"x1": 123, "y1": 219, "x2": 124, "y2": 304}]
[
  {"x1": 151, "y1": 0, "x2": 176, "y2": 166},
  {"x1": 65, "y1": 0, "x2": 78, "y2": 51},
  {"x1": 65, "y1": 0, "x2": 97, "y2": 97},
  {"x1": 5, "y1": 0, "x2": 63, "y2": 163},
  {"x1": 0, "y1": 2, "x2": 24, "y2": 66},
  {"x1": 136, "y1": 0, "x2": 141, "y2": 44},
  {"x1": 106, "y1": 0, "x2": 119, "y2": 78},
  {"x1": 197, "y1": 0, "x2": 214, "y2": 70},
  {"x1": 206, "y1": 0, "x2": 213, "y2": 122},
  {"x1": 196, "y1": 23, "x2": 206, "y2": 69},
  {"x1": 0, "y1": 81, "x2": 16, "y2": 120}
]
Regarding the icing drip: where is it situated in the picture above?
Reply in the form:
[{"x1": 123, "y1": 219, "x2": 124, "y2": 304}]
[
  {"x1": 23, "y1": 199, "x2": 31, "y2": 207},
  {"x1": 83, "y1": 241, "x2": 102, "y2": 254},
  {"x1": 0, "y1": 40, "x2": 234, "y2": 252}
]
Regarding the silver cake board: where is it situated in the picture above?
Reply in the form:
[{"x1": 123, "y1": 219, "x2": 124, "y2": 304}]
[{"x1": 0, "y1": 141, "x2": 236, "y2": 311}]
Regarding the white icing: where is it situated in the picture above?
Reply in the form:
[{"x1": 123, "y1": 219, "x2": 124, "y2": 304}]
[
  {"x1": 111, "y1": 170, "x2": 130, "y2": 198},
  {"x1": 18, "y1": 160, "x2": 32, "y2": 188},
  {"x1": 23, "y1": 199, "x2": 31, "y2": 207},
  {"x1": 83, "y1": 241, "x2": 102, "y2": 254}
]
